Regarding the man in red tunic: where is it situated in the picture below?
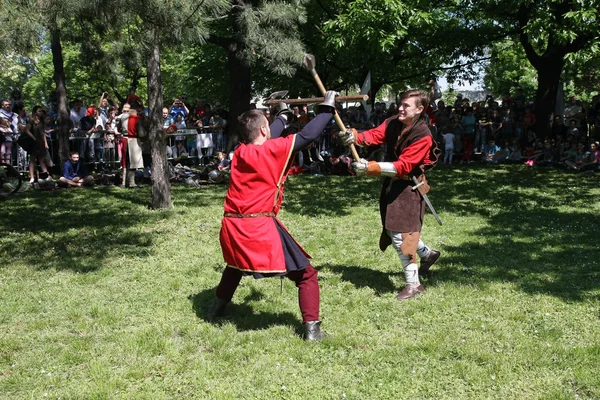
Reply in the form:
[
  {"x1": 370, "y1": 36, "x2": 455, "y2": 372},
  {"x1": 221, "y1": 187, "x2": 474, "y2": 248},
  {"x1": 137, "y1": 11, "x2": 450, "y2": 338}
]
[
  {"x1": 341, "y1": 89, "x2": 441, "y2": 300},
  {"x1": 209, "y1": 91, "x2": 336, "y2": 341}
]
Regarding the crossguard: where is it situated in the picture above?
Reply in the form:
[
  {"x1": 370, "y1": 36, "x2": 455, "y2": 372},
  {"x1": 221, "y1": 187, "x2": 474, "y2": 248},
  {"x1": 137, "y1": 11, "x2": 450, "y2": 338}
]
[{"x1": 412, "y1": 181, "x2": 425, "y2": 191}]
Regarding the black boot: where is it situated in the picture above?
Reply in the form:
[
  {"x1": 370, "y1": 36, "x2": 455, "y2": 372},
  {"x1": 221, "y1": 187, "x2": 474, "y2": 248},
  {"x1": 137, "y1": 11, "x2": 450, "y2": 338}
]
[
  {"x1": 304, "y1": 320, "x2": 328, "y2": 341},
  {"x1": 207, "y1": 298, "x2": 229, "y2": 318}
]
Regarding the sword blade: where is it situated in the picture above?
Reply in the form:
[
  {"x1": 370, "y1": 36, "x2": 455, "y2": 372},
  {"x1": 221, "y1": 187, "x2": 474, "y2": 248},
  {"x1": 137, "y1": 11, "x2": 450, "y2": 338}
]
[{"x1": 412, "y1": 176, "x2": 443, "y2": 226}]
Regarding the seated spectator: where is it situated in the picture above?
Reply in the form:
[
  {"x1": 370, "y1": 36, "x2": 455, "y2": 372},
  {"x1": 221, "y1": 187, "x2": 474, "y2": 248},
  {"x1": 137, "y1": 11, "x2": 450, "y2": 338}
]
[
  {"x1": 565, "y1": 142, "x2": 591, "y2": 170},
  {"x1": 558, "y1": 142, "x2": 577, "y2": 166},
  {"x1": 482, "y1": 139, "x2": 500, "y2": 163},
  {"x1": 59, "y1": 152, "x2": 94, "y2": 187},
  {"x1": 216, "y1": 151, "x2": 231, "y2": 171},
  {"x1": 508, "y1": 145, "x2": 523, "y2": 163},
  {"x1": 536, "y1": 140, "x2": 557, "y2": 167},
  {"x1": 492, "y1": 140, "x2": 511, "y2": 163}
]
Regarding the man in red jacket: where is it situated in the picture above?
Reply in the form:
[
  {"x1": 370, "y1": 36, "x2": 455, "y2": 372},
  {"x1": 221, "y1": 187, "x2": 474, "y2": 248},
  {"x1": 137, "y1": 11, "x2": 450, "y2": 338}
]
[
  {"x1": 341, "y1": 89, "x2": 441, "y2": 300},
  {"x1": 208, "y1": 91, "x2": 336, "y2": 341}
]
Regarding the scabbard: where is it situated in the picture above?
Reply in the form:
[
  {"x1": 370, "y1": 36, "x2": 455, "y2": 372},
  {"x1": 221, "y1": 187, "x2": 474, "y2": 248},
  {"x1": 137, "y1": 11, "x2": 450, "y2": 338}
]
[{"x1": 412, "y1": 176, "x2": 442, "y2": 226}]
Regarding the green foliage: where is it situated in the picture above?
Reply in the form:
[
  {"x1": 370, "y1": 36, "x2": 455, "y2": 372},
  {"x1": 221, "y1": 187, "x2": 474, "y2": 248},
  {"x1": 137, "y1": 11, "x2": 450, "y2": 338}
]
[{"x1": 483, "y1": 40, "x2": 537, "y2": 99}]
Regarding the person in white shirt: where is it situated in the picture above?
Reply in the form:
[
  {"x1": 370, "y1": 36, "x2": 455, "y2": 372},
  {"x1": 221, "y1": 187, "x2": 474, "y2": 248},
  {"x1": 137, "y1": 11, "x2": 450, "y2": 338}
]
[{"x1": 69, "y1": 100, "x2": 86, "y2": 131}]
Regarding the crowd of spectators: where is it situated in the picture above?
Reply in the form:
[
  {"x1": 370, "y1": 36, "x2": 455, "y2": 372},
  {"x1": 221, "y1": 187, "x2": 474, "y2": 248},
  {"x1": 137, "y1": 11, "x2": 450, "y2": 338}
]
[
  {"x1": 0, "y1": 88, "x2": 231, "y2": 188},
  {"x1": 428, "y1": 90, "x2": 600, "y2": 173},
  {"x1": 0, "y1": 86, "x2": 598, "y2": 191}
]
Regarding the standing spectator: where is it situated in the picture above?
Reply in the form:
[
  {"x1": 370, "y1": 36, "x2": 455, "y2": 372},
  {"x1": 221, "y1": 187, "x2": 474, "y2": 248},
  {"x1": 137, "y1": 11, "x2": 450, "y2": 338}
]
[
  {"x1": 521, "y1": 107, "x2": 536, "y2": 135},
  {"x1": 169, "y1": 98, "x2": 189, "y2": 122},
  {"x1": 69, "y1": 100, "x2": 86, "y2": 131},
  {"x1": 209, "y1": 111, "x2": 227, "y2": 152},
  {"x1": 489, "y1": 109, "x2": 503, "y2": 141},
  {"x1": 25, "y1": 106, "x2": 51, "y2": 184},
  {"x1": 564, "y1": 96, "x2": 584, "y2": 129},
  {"x1": 122, "y1": 103, "x2": 145, "y2": 188},
  {"x1": 125, "y1": 87, "x2": 142, "y2": 106},
  {"x1": 441, "y1": 128, "x2": 455, "y2": 165},
  {"x1": 98, "y1": 92, "x2": 118, "y2": 128},
  {"x1": 566, "y1": 119, "x2": 580, "y2": 140},
  {"x1": 116, "y1": 103, "x2": 131, "y2": 166},
  {"x1": 104, "y1": 132, "x2": 116, "y2": 170},
  {"x1": 79, "y1": 107, "x2": 99, "y2": 163},
  {"x1": 0, "y1": 119, "x2": 13, "y2": 163},
  {"x1": 500, "y1": 107, "x2": 514, "y2": 142},
  {"x1": 461, "y1": 107, "x2": 477, "y2": 142},
  {"x1": 0, "y1": 99, "x2": 19, "y2": 134},
  {"x1": 551, "y1": 115, "x2": 568, "y2": 140}
]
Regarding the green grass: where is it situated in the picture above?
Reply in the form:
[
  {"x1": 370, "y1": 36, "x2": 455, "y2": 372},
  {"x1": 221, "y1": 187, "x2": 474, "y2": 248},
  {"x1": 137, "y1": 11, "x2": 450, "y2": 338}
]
[{"x1": 0, "y1": 164, "x2": 599, "y2": 399}]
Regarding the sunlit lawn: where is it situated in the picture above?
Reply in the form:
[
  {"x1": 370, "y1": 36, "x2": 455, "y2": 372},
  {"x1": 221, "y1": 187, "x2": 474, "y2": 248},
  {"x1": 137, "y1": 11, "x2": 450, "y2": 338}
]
[{"x1": 0, "y1": 164, "x2": 599, "y2": 399}]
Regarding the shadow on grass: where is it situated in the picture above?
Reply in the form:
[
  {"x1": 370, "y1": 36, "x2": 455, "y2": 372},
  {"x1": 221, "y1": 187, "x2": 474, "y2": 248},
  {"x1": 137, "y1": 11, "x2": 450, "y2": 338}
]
[
  {"x1": 323, "y1": 264, "x2": 402, "y2": 296},
  {"x1": 189, "y1": 288, "x2": 303, "y2": 335},
  {"x1": 290, "y1": 165, "x2": 599, "y2": 301},
  {"x1": 1, "y1": 187, "x2": 181, "y2": 273}
]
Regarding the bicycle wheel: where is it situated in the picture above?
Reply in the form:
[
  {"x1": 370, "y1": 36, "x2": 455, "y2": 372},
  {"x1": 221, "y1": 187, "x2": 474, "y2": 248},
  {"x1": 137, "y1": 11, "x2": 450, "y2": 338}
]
[{"x1": 0, "y1": 163, "x2": 22, "y2": 197}]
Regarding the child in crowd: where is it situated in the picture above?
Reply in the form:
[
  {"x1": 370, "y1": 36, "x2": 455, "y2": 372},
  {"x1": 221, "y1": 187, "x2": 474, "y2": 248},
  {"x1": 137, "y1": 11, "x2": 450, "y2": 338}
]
[
  {"x1": 216, "y1": 151, "x2": 231, "y2": 171},
  {"x1": 104, "y1": 132, "x2": 116, "y2": 169},
  {"x1": 0, "y1": 118, "x2": 13, "y2": 163},
  {"x1": 442, "y1": 128, "x2": 455, "y2": 165}
]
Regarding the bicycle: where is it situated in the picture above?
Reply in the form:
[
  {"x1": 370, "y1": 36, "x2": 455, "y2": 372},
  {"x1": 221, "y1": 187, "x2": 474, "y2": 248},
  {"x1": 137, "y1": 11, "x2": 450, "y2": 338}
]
[{"x1": 0, "y1": 162, "x2": 23, "y2": 197}]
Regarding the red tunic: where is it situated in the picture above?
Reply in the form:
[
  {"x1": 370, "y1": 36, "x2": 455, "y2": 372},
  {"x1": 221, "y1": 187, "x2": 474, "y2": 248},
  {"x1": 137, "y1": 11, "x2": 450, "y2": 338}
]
[{"x1": 219, "y1": 134, "x2": 309, "y2": 273}]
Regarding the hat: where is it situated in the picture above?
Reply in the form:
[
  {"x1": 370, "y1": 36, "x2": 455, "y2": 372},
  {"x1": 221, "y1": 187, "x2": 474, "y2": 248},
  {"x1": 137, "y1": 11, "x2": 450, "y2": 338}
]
[
  {"x1": 86, "y1": 107, "x2": 95, "y2": 116},
  {"x1": 215, "y1": 101, "x2": 222, "y2": 108}
]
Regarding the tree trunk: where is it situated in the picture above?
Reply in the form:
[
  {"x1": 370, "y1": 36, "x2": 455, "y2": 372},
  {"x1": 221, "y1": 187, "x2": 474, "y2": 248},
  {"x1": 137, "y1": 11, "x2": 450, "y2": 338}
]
[
  {"x1": 225, "y1": 46, "x2": 252, "y2": 152},
  {"x1": 50, "y1": 28, "x2": 71, "y2": 169},
  {"x1": 146, "y1": 26, "x2": 172, "y2": 209},
  {"x1": 533, "y1": 57, "x2": 564, "y2": 139}
]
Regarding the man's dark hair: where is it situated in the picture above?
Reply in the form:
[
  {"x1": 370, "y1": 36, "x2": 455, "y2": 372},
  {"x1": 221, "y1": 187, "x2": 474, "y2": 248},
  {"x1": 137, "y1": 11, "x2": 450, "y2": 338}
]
[
  {"x1": 70, "y1": 151, "x2": 80, "y2": 156},
  {"x1": 238, "y1": 109, "x2": 267, "y2": 143},
  {"x1": 400, "y1": 89, "x2": 430, "y2": 119}
]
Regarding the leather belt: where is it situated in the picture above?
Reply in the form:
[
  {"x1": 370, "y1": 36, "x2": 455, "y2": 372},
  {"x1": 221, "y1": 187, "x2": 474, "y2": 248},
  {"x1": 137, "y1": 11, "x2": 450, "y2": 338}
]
[
  {"x1": 394, "y1": 175, "x2": 411, "y2": 181},
  {"x1": 223, "y1": 212, "x2": 276, "y2": 218}
]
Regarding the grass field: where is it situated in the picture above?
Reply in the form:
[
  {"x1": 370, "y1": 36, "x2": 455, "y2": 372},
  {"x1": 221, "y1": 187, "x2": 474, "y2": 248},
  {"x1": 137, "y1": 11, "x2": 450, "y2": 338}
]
[{"x1": 0, "y1": 164, "x2": 599, "y2": 399}]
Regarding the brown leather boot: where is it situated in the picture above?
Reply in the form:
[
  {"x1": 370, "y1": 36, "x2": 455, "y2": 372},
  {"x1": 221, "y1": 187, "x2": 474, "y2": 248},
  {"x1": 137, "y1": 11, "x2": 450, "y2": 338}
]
[
  {"x1": 419, "y1": 250, "x2": 440, "y2": 275},
  {"x1": 304, "y1": 321, "x2": 328, "y2": 341},
  {"x1": 395, "y1": 284, "x2": 424, "y2": 301}
]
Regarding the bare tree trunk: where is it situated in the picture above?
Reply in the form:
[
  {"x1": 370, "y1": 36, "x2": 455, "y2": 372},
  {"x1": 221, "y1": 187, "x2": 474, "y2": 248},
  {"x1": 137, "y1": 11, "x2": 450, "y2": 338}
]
[
  {"x1": 146, "y1": 26, "x2": 172, "y2": 209},
  {"x1": 534, "y1": 58, "x2": 563, "y2": 139},
  {"x1": 50, "y1": 28, "x2": 70, "y2": 169},
  {"x1": 225, "y1": 46, "x2": 252, "y2": 152}
]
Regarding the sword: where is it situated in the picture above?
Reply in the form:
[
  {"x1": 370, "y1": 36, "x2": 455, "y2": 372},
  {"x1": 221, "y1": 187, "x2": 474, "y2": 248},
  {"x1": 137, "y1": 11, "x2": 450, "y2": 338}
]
[{"x1": 412, "y1": 176, "x2": 443, "y2": 226}]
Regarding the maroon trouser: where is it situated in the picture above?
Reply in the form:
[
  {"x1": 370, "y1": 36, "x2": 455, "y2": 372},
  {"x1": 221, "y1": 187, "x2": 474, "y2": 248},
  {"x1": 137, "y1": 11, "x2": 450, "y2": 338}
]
[{"x1": 215, "y1": 265, "x2": 320, "y2": 324}]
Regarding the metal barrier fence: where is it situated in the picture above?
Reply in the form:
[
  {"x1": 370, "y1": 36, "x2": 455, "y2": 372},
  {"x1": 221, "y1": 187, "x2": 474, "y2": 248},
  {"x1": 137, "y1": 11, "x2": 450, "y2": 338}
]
[{"x1": 3, "y1": 127, "x2": 226, "y2": 174}]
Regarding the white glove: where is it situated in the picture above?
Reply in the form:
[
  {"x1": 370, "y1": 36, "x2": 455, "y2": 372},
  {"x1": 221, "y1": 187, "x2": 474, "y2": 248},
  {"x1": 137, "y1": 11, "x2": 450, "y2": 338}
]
[
  {"x1": 352, "y1": 158, "x2": 369, "y2": 176},
  {"x1": 338, "y1": 128, "x2": 357, "y2": 146}
]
